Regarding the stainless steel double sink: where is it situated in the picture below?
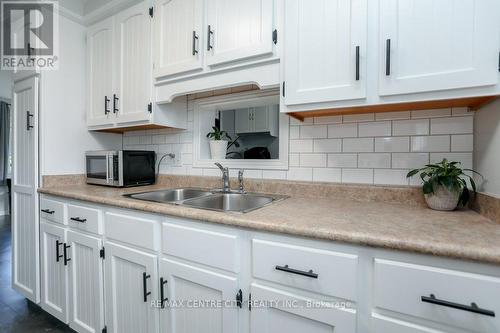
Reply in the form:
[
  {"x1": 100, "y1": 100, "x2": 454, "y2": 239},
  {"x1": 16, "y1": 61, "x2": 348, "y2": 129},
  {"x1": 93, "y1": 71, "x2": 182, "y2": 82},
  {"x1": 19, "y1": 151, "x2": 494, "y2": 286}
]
[{"x1": 124, "y1": 188, "x2": 287, "y2": 213}]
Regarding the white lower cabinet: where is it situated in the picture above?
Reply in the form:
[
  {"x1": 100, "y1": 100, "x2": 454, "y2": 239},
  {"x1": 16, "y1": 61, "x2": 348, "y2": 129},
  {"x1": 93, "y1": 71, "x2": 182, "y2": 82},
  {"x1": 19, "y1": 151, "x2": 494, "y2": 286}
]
[
  {"x1": 40, "y1": 221, "x2": 68, "y2": 323},
  {"x1": 104, "y1": 241, "x2": 159, "y2": 333},
  {"x1": 67, "y1": 230, "x2": 105, "y2": 333},
  {"x1": 250, "y1": 284, "x2": 357, "y2": 333},
  {"x1": 159, "y1": 258, "x2": 239, "y2": 333},
  {"x1": 38, "y1": 196, "x2": 500, "y2": 333}
]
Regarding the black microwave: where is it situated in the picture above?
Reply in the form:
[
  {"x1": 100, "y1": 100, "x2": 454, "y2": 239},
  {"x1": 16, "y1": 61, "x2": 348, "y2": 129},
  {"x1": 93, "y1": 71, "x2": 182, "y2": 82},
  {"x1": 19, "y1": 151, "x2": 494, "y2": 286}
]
[{"x1": 85, "y1": 150, "x2": 156, "y2": 187}]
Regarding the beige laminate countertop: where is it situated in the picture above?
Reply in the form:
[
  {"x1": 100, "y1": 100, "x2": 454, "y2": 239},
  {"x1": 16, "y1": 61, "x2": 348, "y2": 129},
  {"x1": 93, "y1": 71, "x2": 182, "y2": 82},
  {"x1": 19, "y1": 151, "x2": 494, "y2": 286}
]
[{"x1": 38, "y1": 183, "x2": 500, "y2": 265}]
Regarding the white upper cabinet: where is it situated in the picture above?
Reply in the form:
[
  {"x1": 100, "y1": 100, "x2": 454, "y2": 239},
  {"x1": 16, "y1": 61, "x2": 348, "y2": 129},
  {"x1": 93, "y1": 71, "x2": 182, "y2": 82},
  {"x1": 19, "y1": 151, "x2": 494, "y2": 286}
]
[
  {"x1": 206, "y1": 0, "x2": 274, "y2": 66},
  {"x1": 87, "y1": 18, "x2": 114, "y2": 127},
  {"x1": 153, "y1": 0, "x2": 204, "y2": 77},
  {"x1": 379, "y1": 0, "x2": 499, "y2": 96},
  {"x1": 235, "y1": 105, "x2": 279, "y2": 136},
  {"x1": 283, "y1": 0, "x2": 368, "y2": 105},
  {"x1": 114, "y1": 1, "x2": 153, "y2": 125}
]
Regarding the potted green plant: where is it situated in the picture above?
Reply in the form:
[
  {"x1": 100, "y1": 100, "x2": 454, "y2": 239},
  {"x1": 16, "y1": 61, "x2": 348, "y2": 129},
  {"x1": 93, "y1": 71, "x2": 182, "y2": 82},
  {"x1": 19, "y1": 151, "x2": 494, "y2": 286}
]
[
  {"x1": 206, "y1": 126, "x2": 231, "y2": 160},
  {"x1": 406, "y1": 159, "x2": 481, "y2": 211}
]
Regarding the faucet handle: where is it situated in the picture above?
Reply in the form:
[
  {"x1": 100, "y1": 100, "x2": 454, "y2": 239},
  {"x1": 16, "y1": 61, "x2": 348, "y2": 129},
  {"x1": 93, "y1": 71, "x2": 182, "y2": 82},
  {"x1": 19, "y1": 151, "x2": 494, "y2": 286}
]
[
  {"x1": 238, "y1": 169, "x2": 245, "y2": 193},
  {"x1": 238, "y1": 169, "x2": 244, "y2": 179}
]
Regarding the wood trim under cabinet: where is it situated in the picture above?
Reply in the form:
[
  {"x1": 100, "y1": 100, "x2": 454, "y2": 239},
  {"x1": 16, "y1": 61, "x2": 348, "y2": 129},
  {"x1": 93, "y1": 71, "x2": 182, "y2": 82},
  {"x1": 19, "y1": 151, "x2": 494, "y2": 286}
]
[{"x1": 287, "y1": 95, "x2": 499, "y2": 121}]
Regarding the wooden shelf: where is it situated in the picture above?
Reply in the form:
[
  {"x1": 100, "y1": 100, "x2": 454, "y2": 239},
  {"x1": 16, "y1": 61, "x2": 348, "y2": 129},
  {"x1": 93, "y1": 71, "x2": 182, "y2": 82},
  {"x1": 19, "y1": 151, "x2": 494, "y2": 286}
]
[{"x1": 287, "y1": 95, "x2": 499, "y2": 121}]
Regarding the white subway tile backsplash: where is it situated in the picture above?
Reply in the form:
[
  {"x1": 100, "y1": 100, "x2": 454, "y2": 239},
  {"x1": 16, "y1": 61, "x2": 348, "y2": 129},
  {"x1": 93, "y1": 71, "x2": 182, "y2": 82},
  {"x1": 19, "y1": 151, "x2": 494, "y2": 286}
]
[
  {"x1": 342, "y1": 169, "x2": 373, "y2": 184},
  {"x1": 430, "y1": 116, "x2": 473, "y2": 134},
  {"x1": 328, "y1": 123, "x2": 357, "y2": 138},
  {"x1": 411, "y1": 108, "x2": 451, "y2": 119},
  {"x1": 375, "y1": 111, "x2": 410, "y2": 121},
  {"x1": 343, "y1": 113, "x2": 375, "y2": 123},
  {"x1": 300, "y1": 125, "x2": 328, "y2": 139},
  {"x1": 374, "y1": 169, "x2": 409, "y2": 186},
  {"x1": 290, "y1": 139, "x2": 313, "y2": 153},
  {"x1": 375, "y1": 137, "x2": 410, "y2": 152},
  {"x1": 314, "y1": 115, "x2": 342, "y2": 124},
  {"x1": 358, "y1": 121, "x2": 391, "y2": 137},
  {"x1": 392, "y1": 153, "x2": 429, "y2": 169},
  {"x1": 287, "y1": 168, "x2": 313, "y2": 181},
  {"x1": 289, "y1": 126, "x2": 300, "y2": 139},
  {"x1": 392, "y1": 119, "x2": 429, "y2": 136},
  {"x1": 411, "y1": 136, "x2": 450, "y2": 152},
  {"x1": 313, "y1": 139, "x2": 342, "y2": 153},
  {"x1": 328, "y1": 154, "x2": 358, "y2": 168},
  {"x1": 289, "y1": 153, "x2": 300, "y2": 167},
  {"x1": 358, "y1": 153, "x2": 391, "y2": 169},
  {"x1": 313, "y1": 168, "x2": 341, "y2": 183},
  {"x1": 133, "y1": 102, "x2": 473, "y2": 187},
  {"x1": 451, "y1": 134, "x2": 473, "y2": 152},
  {"x1": 343, "y1": 138, "x2": 374, "y2": 152},
  {"x1": 430, "y1": 153, "x2": 473, "y2": 169},
  {"x1": 300, "y1": 154, "x2": 327, "y2": 167}
]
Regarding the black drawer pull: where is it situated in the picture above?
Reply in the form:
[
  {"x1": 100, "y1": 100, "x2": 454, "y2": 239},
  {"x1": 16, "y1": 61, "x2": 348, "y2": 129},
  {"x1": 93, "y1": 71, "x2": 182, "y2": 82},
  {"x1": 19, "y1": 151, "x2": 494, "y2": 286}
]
[
  {"x1": 63, "y1": 243, "x2": 71, "y2": 266},
  {"x1": 41, "y1": 209, "x2": 55, "y2": 214},
  {"x1": 275, "y1": 265, "x2": 318, "y2": 279},
  {"x1": 55, "y1": 240, "x2": 63, "y2": 262},
  {"x1": 26, "y1": 111, "x2": 34, "y2": 131},
  {"x1": 355, "y1": 45, "x2": 360, "y2": 81},
  {"x1": 113, "y1": 94, "x2": 119, "y2": 114},
  {"x1": 104, "y1": 96, "x2": 110, "y2": 114},
  {"x1": 421, "y1": 294, "x2": 495, "y2": 317},
  {"x1": 160, "y1": 277, "x2": 168, "y2": 308},
  {"x1": 192, "y1": 31, "x2": 199, "y2": 55},
  {"x1": 70, "y1": 217, "x2": 87, "y2": 223},
  {"x1": 385, "y1": 38, "x2": 391, "y2": 76},
  {"x1": 143, "y1": 272, "x2": 151, "y2": 302},
  {"x1": 207, "y1": 25, "x2": 214, "y2": 51}
]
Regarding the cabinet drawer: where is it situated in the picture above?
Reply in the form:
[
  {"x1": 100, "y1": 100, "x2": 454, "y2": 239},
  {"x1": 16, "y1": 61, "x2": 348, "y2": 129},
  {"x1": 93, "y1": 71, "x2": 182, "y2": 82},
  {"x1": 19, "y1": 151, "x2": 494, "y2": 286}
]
[
  {"x1": 371, "y1": 314, "x2": 445, "y2": 333},
  {"x1": 374, "y1": 259, "x2": 500, "y2": 332},
  {"x1": 67, "y1": 204, "x2": 103, "y2": 235},
  {"x1": 162, "y1": 222, "x2": 239, "y2": 273},
  {"x1": 40, "y1": 197, "x2": 65, "y2": 224},
  {"x1": 252, "y1": 239, "x2": 358, "y2": 300},
  {"x1": 105, "y1": 212, "x2": 160, "y2": 251}
]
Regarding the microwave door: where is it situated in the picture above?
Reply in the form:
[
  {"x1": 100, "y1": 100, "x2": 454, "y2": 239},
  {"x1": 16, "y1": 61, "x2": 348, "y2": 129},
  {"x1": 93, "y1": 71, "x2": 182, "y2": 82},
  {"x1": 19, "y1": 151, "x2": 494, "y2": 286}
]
[{"x1": 86, "y1": 155, "x2": 110, "y2": 185}]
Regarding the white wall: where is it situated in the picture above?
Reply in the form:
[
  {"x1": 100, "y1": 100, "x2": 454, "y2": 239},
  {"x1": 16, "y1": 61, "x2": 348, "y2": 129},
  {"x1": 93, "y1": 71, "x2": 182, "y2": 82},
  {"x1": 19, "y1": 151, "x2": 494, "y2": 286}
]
[
  {"x1": 0, "y1": 70, "x2": 12, "y2": 100},
  {"x1": 40, "y1": 16, "x2": 122, "y2": 176},
  {"x1": 124, "y1": 96, "x2": 474, "y2": 186},
  {"x1": 474, "y1": 99, "x2": 500, "y2": 197}
]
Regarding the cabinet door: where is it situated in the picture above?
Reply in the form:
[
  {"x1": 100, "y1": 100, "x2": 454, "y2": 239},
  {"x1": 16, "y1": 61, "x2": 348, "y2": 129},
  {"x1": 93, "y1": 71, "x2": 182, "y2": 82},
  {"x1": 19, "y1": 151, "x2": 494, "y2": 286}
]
[
  {"x1": 206, "y1": 0, "x2": 274, "y2": 66},
  {"x1": 284, "y1": 0, "x2": 367, "y2": 105},
  {"x1": 105, "y1": 242, "x2": 159, "y2": 333},
  {"x1": 250, "y1": 284, "x2": 357, "y2": 333},
  {"x1": 159, "y1": 258, "x2": 239, "y2": 333},
  {"x1": 153, "y1": 0, "x2": 204, "y2": 77},
  {"x1": 67, "y1": 231, "x2": 105, "y2": 333},
  {"x1": 379, "y1": 0, "x2": 499, "y2": 96},
  {"x1": 87, "y1": 18, "x2": 114, "y2": 127},
  {"x1": 114, "y1": 1, "x2": 153, "y2": 125},
  {"x1": 235, "y1": 108, "x2": 252, "y2": 134},
  {"x1": 252, "y1": 106, "x2": 270, "y2": 133},
  {"x1": 40, "y1": 222, "x2": 67, "y2": 323},
  {"x1": 11, "y1": 76, "x2": 40, "y2": 303}
]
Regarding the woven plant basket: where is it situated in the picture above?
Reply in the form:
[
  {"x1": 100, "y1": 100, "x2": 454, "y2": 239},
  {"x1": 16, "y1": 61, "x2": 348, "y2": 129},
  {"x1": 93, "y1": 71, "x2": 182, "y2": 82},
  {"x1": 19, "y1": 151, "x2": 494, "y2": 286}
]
[{"x1": 424, "y1": 185, "x2": 461, "y2": 211}]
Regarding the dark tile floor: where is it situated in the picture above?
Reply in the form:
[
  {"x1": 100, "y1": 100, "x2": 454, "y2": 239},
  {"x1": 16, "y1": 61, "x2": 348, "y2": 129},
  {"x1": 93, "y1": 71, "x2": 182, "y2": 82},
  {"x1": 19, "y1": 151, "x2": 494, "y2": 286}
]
[{"x1": 0, "y1": 215, "x2": 75, "y2": 333}]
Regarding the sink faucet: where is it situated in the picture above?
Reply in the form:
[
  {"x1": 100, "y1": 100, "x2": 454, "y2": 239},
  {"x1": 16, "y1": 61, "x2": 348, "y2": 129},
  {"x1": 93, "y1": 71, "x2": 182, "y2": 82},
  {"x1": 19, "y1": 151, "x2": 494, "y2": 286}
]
[
  {"x1": 238, "y1": 170, "x2": 245, "y2": 193},
  {"x1": 214, "y1": 163, "x2": 231, "y2": 192}
]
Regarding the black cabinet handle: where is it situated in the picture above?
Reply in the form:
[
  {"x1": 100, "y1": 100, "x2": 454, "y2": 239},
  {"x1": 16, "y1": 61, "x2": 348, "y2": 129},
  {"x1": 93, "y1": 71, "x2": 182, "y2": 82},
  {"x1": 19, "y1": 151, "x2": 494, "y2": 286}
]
[
  {"x1": 27, "y1": 42, "x2": 35, "y2": 60},
  {"x1": 104, "y1": 96, "x2": 110, "y2": 114},
  {"x1": 192, "y1": 31, "x2": 199, "y2": 55},
  {"x1": 55, "y1": 240, "x2": 63, "y2": 262},
  {"x1": 421, "y1": 294, "x2": 495, "y2": 317},
  {"x1": 41, "y1": 209, "x2": 55, "y2": 214},
  {"x1": 275, "y1": 265, "x2": 318, "y2": 279},
  {"x1": 207, "y1": 25, "x2": 214, "y2": 51},
  {"x1": 159, "y1": 277, "x2": 168, "y2": 308},
  {"x1": 63, "y1": 243, "x2": 71, "y2": 266},
  {"x1": 143, "y1": 272, "x2": 151, "y2": 302},
  {"x1": 113, "y1": 94, "x2": 119, "y2": 114},
  {"x1": 26, "y1": 111, "x2": 34, "y2": 131},
  {"x1": 385, "y1": 38, "x2": 391, "y2": 76},
  {"x1": 236, "y1": 289, "x2": 243, "y2": 308},
  {"x1": 355, "y1": 45, "x2": 360, "y2": 81},
  {"x1": 70, "y1": 217, "x2": 87, "y2": 223}
]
